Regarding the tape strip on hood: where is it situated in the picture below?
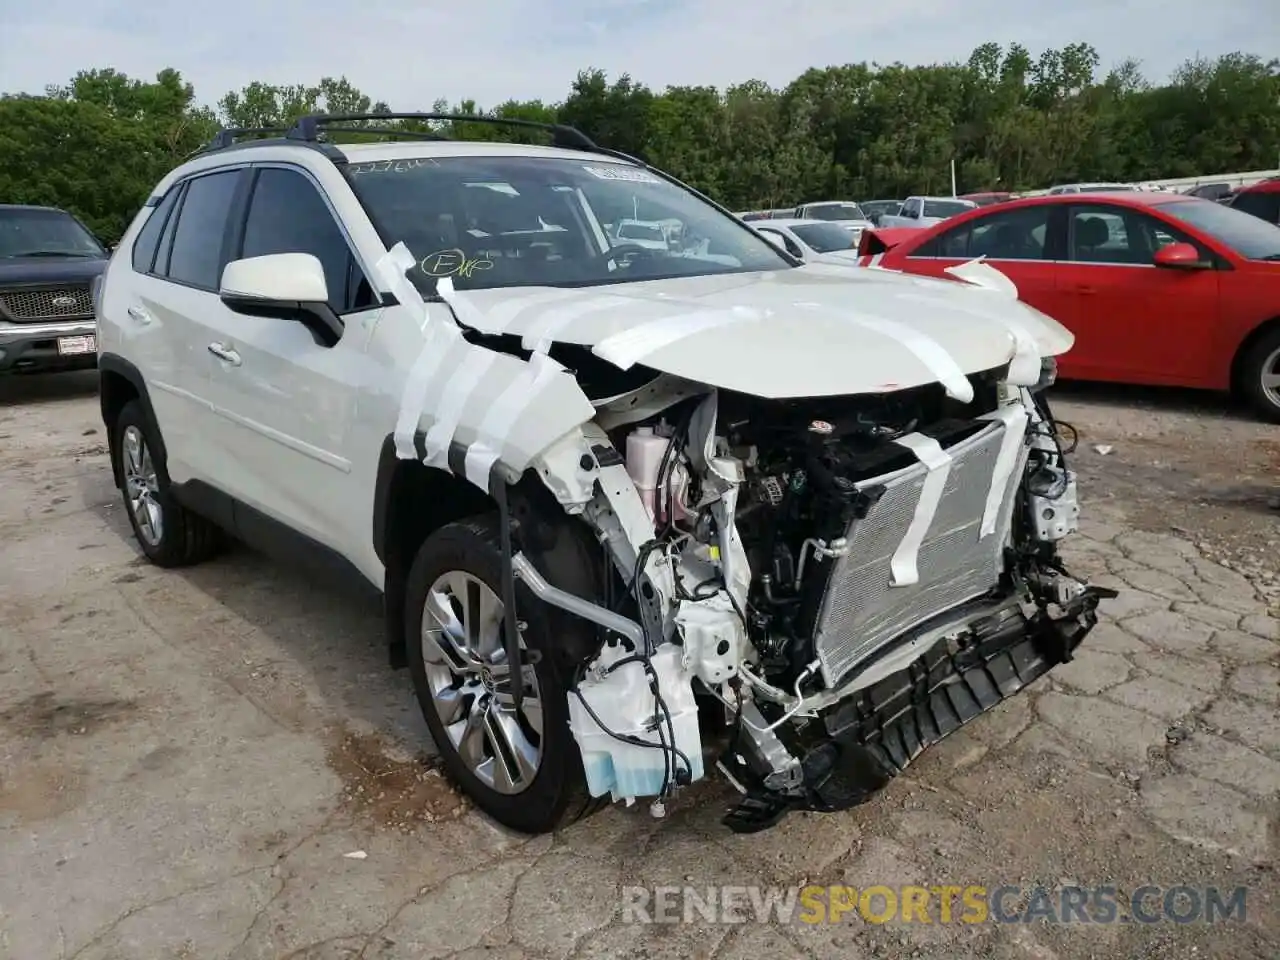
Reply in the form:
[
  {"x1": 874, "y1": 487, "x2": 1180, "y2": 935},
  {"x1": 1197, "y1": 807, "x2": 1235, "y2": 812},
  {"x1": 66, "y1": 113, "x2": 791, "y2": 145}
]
[
  {"x1": 941, "y1": 259, "x2": 1042, "y2": 386},
  {"x1": 840, "y1": 313, "x2": 975, "y2": 404},
  {"x1": 888, "y1": 432, "x2": 952, "y2": 587},
  {"x1": 593, "y1": 305, "x2": 762, "y2": 370},
  {"x1": 978, "y1": 404, "x2": 1029, "y2": 538}
]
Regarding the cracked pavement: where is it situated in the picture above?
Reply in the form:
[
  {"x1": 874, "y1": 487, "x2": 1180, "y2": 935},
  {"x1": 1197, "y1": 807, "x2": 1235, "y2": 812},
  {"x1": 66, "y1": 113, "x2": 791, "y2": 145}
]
[{"x1": 0, "y1": 373, "x2": 1276, "y2": 960}]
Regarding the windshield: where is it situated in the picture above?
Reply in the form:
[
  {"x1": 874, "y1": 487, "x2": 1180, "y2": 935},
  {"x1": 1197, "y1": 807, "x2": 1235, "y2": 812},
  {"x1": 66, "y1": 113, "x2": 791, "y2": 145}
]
[
  {"x1": 791, "y1": 222, "x2": 857, "y2": 253},
  {"x1": 922, "y1": 200, "x2": 974, "y2": 219},
  {"x1": 343, "y1": 155, "x2": 792, "y2": 290},
  {"x1": 0, "y1": 209, "x2": 104, "y2": 258},
  {"x1": 1159, "y1": 198, "x2": 1280, "y2": 261},
  {"x1": 806, "y1": 202, "x2": 867, "y2": 222}
]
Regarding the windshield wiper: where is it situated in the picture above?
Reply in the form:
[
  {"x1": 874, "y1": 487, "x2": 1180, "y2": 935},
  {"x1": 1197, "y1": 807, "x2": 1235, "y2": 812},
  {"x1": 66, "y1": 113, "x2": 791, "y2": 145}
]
[{"x1": 8, "y1": 250, "x2": 95, "y2": 258}]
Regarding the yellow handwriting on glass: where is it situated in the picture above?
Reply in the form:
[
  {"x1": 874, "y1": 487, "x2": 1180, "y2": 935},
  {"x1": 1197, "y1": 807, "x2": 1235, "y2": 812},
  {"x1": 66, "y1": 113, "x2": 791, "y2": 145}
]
[{"x1": 420, "y1": 248, "x2": 493, "y2": 280}]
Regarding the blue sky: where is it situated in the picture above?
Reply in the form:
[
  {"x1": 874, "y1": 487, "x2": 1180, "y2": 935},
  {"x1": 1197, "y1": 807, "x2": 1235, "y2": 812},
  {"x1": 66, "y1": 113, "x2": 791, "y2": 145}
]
[{"x1": 0, "y1": 0, "x2": 1275, "y2": 111}]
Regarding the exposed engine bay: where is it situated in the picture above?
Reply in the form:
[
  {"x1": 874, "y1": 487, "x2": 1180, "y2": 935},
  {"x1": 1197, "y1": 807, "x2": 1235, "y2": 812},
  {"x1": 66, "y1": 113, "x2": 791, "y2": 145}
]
[{"x1": 513, "y1": 363, "x2": 1114, "y2": 833}]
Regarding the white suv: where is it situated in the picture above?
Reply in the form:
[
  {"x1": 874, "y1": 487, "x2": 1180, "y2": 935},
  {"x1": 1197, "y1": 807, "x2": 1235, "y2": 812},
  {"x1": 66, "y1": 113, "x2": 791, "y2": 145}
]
[{"x1": 96, "y1": 113, "x2": 1115, "y2": 835}]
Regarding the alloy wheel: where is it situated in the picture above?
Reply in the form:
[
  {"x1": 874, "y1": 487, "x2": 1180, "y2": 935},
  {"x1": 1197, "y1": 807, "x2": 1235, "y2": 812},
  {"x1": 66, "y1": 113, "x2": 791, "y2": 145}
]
[
  {"x1": 1259, "y1": 345, "x2": 1280, "y2": 411},
  {"x1": 420, "y1": 570, "x2": 543, "y2": 794},
  {"x1": 122, "y1": 425, "x2": 163, "y2": 547}
]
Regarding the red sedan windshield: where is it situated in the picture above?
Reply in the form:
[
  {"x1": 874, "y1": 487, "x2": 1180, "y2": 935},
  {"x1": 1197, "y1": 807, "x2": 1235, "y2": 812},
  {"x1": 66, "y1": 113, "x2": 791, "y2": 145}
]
[{"x1": 1158, "y1": 200, "x2": 1280, "y2": 261}]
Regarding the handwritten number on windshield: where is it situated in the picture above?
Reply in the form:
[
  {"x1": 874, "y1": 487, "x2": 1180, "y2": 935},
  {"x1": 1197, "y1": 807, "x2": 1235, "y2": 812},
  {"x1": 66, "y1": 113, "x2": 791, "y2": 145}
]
[
  {"x1": 420, "y1": 248, "x2": 493, "y2": 279},
  {"x1": 347, "y1": 158, "x2": 437, "y2": 175}
]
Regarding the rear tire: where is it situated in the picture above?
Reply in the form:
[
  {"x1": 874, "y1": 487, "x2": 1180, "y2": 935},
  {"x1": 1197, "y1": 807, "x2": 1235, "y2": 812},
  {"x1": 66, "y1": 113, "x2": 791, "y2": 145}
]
[
  {"x1": 113, "y1": 400, "x2": 222, "y2": 567},
  {"x1": 1239, "y1": 327, "x2": 1280, "y2": 424},
  {"x1": 405, "y1": 515, "x2": 606, "y2": 833}
]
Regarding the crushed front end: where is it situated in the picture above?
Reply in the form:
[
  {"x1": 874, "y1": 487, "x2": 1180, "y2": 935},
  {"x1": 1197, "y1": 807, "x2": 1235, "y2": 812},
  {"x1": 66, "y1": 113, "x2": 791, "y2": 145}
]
[{"x1": 522, "y1": 362, "x2": 1115, "y2": 832}]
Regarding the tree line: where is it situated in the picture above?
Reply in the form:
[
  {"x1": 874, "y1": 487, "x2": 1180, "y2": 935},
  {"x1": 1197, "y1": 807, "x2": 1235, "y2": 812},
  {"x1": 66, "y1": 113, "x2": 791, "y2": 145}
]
[{"x1": 1, "y1": 43, "x2": 1277, "y2": 243}]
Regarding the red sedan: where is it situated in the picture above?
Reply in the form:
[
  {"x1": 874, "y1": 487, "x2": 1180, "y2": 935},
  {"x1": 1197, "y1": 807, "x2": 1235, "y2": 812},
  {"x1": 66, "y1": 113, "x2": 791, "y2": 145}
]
[{"x1": 856, "y1": 192, "x2": 1280, "y2": 421}]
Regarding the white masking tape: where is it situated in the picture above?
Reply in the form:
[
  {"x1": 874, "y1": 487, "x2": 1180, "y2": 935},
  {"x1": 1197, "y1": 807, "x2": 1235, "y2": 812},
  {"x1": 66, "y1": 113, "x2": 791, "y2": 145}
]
[
  {"x1": 594, "y1": 305, "x2": 761, "y2": 370},
  {"x1": 978, "y1": 405, "x2": 1029, "y2": 538},
  {"x1": 900, "y1": 288, "x2": 1042, "y2": 388},
  {"x1": 844, "y1": 314, "x2": 975, "y2": 404},
  {"x1": 889, "y1": 433, "x2": 953, "y2": 587},
  {"x1": 393, "y1": 320, "x2": 465, "y2": 459},
  {"x1": 471, "y1": 288, "x2": 582, "y2": 332},
  {"x1": 422, "y1": 344, "x2": 502, "y2": 469},
  {"x1": 435, "y1": 275, "x2": 490, "y2": 331},
  {"x1": 944, "y1": 258, "x2": 1018, "y2": 298},
  {"x1": 376, "y1": 242, "x2": 427, "y2": 325},
  {"x1": 522, "y1": 294, "x2": 644, "y2": 354},
  {"x1": 462, "y1": 352, "x2": 570, "y2": 488}
]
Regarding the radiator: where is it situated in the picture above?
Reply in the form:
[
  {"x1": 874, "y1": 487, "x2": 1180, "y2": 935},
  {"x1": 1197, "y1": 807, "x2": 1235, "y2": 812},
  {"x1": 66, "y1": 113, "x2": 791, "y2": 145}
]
[{"x1": 811, "y1": 418, "x2": 1027, "y2": 688}]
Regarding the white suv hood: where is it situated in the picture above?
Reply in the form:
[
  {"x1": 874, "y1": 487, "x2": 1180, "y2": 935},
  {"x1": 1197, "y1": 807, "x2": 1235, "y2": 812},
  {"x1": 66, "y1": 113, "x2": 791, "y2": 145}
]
[{"x1": 442, "y1": 264, "x2": 1072, "y2": 400}]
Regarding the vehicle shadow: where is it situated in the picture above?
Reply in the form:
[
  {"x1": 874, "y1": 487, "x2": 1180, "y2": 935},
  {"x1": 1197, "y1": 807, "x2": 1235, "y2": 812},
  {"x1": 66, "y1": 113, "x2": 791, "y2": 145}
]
[
  {"x1": 1048, "y1": 379, "x2": 1255, "y2": 422},
  {"x1": 83, "y1": 483, "x2": 432, "y2": 755},
  {"x1": 0, "y1": 370, "x2": 98, "y2": 407}
]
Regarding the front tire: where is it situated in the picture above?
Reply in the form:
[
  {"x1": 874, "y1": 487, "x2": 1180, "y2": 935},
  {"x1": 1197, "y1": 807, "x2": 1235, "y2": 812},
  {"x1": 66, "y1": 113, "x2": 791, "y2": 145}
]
[
  {"x1": 1239, "y1": 327, "x2": 1280, "y2": 424},
  {"x1": 405, "y1": 515, "x2": 603, "y2": 833},
  {"x1": 112, "y1": 400, "x2": 222, "y2": 567}
]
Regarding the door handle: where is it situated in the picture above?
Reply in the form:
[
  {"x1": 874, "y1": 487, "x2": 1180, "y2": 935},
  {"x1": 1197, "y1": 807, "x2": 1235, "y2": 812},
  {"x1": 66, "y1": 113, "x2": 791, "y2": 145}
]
[
  {"x1": 207, "y1": 342, "x2": 242, "y2": 366},
  {"x1": 126, "y1": 305, "x2": 152, "y2": 324}
]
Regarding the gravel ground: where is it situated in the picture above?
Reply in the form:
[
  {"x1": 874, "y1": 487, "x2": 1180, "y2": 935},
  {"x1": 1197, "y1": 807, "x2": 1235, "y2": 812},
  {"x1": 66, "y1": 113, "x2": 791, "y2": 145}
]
[{"x1": 0, "y1": 372, "x2": 1276, "y2": 960}]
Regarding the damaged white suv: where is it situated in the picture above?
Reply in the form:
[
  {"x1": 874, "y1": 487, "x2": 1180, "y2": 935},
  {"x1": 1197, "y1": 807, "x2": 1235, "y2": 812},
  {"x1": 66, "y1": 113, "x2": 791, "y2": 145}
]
[{"x1": 96, "y1": 114, "x2": 1115, "y2": 834}]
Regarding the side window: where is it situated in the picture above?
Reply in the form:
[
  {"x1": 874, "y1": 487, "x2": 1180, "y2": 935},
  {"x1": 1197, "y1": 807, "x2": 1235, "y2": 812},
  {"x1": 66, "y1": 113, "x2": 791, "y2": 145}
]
[
  {"x1": 757, "y1": 228, "x2": 802, "y2": 259},
  {"x1": 1067, "y1": 205, "x2": 1204, "y2": 265},
  {"x1": 154, "y1": 183, "x2": 186, "y2": 276},
  {"x1": 1231, "y1": 191, "x2": 1280, "y2": 225},
  {"x1": 967, "y1": 206, "x2": 1051, "y2": 260},
  {"x1": 165, "y1": 171, "x2": 241, "y2": 288},
  {"x1": 903, "y1": 200, "x2": 921, "y2": 218},
  {"x1": 131, "y1": 188, "x2": 180, "y2": 274},
  {"x1": 240, "y1": 167, "x2": 374, "y2": 314}
]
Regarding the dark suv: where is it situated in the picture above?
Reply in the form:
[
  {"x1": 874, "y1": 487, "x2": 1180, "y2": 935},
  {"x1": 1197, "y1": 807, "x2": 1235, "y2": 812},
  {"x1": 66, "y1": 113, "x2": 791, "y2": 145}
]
[{"x1": 0, "y1": 204, "x2": 110, "y2": 373}]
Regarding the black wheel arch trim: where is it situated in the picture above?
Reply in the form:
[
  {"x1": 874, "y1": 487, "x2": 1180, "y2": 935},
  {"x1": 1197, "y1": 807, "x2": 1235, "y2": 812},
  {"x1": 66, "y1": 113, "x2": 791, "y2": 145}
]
[
  {"x1": 373, "y1": 430, "x2": 605, "y2": 671},
  {"x1": 98, "y1": 352, "x2": 167, "y2": 487}
]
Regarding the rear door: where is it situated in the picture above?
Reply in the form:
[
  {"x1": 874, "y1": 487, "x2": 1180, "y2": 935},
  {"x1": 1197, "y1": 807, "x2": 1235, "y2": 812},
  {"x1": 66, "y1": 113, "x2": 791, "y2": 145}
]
[
  {"x1": 897, "y1": 203, "x2": 1067, "y2": 316},
  {"x1": 1054, "y1": 203, "x2": 1220, "y2": 384},
  {"x1": 120, "y1": 168, "x2": 245, "y2": 487}
]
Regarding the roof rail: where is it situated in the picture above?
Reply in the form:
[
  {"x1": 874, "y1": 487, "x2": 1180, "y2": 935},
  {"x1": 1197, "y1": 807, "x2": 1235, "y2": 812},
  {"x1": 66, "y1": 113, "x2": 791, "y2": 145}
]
[{"x1": 286, "y1": 112, "x2": 599, "y2": 151}]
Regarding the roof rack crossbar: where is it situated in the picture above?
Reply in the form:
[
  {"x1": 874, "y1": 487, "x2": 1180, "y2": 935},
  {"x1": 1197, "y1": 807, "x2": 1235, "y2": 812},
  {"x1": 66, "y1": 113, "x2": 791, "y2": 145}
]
[
  {"x1": 201, "y1": 126, "x2": 293, "y2": 152},
  {"x1": 287, "y1": 112, "x2": 598, "y2": 150}
]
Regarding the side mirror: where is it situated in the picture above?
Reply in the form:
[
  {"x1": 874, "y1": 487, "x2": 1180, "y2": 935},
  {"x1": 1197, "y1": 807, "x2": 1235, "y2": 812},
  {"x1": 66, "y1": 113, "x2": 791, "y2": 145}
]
[
  {"x1": 219, "y1": 253, "x2": 343, "y2": 345},
  {"x1": 1153, "y1": 242, "x2": 1210, "y2": 270}
]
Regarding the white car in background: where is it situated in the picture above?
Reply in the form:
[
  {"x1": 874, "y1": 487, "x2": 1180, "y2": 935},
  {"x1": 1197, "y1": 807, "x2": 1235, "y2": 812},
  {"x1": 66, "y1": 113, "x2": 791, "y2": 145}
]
[
  {"x1": 751, "y1": 218, "x2": 864, "y2": 264},
  {"x1": 613, "y1": 218, "x2": 671, "y2": 251},
  {"x1": 791, "y1": 201, "x2": 874, "y2": 245},
  {"x1": 1046, "y1": 182, "x2": 1139, "y2": 195},
  {"x1": 877, "y1": 196, "x2": 977, "y2": 229}
]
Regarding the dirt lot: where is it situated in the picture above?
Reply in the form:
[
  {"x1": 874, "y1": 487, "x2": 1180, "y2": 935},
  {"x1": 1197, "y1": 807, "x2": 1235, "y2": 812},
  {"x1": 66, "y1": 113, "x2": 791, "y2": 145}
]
[{"x1": 0, "y1": 373, "x2": 1276, "y2": 960}]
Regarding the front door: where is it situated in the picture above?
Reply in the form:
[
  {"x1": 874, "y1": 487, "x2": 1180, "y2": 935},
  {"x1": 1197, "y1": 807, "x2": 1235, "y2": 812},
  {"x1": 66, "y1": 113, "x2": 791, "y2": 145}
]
[
  {"x1": 197, "y1": 164, "x2": 384, "y2": 556},
  {"x1": 898, "y1": 203, "x2": 1068, "y2": 321},
  {"x1": 1055, "y1": 203, "x2": 1221, "y2": 385}
]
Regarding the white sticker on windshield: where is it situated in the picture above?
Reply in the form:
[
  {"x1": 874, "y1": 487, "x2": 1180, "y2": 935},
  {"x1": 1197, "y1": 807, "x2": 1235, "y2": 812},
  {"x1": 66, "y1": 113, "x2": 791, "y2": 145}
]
[{"x1": 582, "y1": 165, "x2": 661, "y2": 183}]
